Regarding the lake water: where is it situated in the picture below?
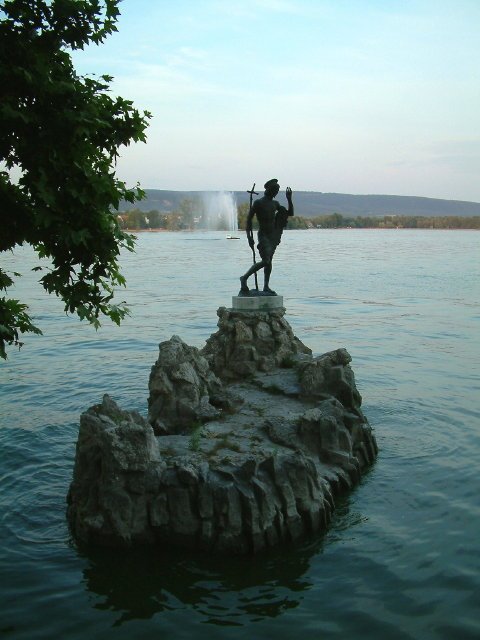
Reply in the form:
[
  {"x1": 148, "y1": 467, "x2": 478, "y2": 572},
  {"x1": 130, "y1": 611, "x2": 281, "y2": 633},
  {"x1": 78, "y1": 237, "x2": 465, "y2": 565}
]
[{"x1": 1, "y1": 229, "x2": 479, "y2": 639}]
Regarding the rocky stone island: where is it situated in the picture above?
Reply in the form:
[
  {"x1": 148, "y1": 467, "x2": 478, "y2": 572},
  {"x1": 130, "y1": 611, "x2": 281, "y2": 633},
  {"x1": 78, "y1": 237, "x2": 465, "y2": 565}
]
[{"x1": 67, "y1": 304, "x2": 378, "y2": 553}]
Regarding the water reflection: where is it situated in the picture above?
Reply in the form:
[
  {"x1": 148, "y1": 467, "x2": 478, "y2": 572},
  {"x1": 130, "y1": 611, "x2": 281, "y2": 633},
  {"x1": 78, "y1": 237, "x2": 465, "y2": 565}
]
[{"x1": 81, "y1": 541, "x2": 320, "y2": 627}]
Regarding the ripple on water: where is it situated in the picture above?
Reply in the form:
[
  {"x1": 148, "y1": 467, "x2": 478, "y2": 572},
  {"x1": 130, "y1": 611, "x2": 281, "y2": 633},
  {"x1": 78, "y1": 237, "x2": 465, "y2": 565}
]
[{"x1": 0, "y1": 426, "x2": 75, "y2": 556}]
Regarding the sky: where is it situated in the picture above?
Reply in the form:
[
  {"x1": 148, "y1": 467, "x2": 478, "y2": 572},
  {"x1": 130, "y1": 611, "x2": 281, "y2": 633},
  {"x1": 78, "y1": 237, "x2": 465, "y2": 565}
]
[{"x1": 71, "y1": 0, "x2": 480, "y2": 201}]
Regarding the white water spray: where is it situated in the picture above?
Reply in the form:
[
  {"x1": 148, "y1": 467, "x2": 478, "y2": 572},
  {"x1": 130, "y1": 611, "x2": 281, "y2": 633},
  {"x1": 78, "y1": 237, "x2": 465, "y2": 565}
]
[{"x1": 200, "y1": 192, "x2": 238, "y2": 232}]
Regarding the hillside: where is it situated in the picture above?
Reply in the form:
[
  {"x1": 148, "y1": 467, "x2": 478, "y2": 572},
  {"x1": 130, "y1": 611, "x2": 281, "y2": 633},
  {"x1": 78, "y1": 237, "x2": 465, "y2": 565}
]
[{"x1": 120, "y1": 189, "x2": 480, "y2": 218}]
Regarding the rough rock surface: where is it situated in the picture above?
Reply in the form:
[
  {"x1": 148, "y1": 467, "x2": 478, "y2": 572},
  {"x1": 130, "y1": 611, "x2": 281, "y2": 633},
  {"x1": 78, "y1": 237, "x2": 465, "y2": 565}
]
[
  {"x1": 148, "y1": 335, "x2": 228, "y2": 435},
  {"x1": 203, "y1": 306, "x2": 312, "y2": 379},
  {"x1": 67, "y1": 307, "x2": 378, "y2": 553}
]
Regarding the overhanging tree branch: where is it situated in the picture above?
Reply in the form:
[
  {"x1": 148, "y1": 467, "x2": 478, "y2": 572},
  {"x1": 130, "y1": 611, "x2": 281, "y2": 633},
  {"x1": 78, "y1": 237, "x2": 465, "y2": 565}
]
[{"x1": 0, "y1": 0, "x2": 151, "y2": 359}]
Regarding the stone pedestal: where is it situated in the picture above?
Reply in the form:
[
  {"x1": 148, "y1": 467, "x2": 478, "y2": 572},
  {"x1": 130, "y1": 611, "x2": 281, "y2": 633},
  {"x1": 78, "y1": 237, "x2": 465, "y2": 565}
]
[
  {"x1": 203, "y1": 305, "x2": 310, "y2": 379},
  {"x1": 232, "y1": 295, "x2": 284, "y2": 311}
]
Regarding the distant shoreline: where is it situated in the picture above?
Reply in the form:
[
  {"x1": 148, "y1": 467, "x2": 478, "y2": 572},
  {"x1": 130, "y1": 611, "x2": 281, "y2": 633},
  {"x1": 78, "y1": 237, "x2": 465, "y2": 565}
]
[{"x1": 121, "y1": 188, "x2": 480, "y2": 218}]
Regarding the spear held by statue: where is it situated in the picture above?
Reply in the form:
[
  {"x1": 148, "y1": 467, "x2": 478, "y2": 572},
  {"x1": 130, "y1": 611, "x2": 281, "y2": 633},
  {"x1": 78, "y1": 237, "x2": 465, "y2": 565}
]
[{"x1": 246, "y1": 182, "x2": 259, "y2": 290}]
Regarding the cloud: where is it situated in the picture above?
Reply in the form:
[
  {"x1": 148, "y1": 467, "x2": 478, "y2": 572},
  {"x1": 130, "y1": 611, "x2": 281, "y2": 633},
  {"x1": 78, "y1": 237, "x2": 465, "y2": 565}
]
[
  {"x1": 164, "y1": 46, "x2": 211, "y2": 70},
  {"x1": 256, "y1": 0, "x2": 303, "y2": 13},
  {"x1": 426, "y1": 139, "x2": 480, "y2": 174}
]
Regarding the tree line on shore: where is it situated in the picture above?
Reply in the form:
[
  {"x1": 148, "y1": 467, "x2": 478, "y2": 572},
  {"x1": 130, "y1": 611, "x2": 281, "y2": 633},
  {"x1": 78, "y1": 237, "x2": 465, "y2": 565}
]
[{"x1": 119, "y1": 200, "x2": 480, "y2": 231}]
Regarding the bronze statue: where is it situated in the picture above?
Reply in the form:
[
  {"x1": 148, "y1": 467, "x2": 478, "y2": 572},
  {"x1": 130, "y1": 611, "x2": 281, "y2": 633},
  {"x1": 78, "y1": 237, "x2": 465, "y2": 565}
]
[{"x1": 239, "y1": 178, "x2": 293, "y2": 296}]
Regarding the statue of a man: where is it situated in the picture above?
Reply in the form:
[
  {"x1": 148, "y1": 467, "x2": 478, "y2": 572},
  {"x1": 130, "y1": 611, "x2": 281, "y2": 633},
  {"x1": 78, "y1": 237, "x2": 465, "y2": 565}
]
[{"x1": 239, "y1": 178, "x2": 294, "y2": 296}]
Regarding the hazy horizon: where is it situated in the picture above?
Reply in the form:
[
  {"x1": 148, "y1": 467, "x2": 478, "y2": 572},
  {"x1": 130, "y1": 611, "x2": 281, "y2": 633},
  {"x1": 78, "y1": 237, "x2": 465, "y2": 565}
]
[{"x1": 135, "y1": 186, "x2": 480, "y2": 204}]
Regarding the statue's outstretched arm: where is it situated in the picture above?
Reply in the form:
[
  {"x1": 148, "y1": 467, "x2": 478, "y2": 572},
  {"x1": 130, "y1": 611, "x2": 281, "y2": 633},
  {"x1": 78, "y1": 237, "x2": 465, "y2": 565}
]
[{"x1": 286, "y1": 187, "x2": 294, "y2": 216}]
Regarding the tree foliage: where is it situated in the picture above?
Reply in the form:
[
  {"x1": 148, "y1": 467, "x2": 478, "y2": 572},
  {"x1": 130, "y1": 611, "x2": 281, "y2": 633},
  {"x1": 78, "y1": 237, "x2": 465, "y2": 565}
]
[{"x1": 0, "y1": 0, "x2": 151, "y2": 358}]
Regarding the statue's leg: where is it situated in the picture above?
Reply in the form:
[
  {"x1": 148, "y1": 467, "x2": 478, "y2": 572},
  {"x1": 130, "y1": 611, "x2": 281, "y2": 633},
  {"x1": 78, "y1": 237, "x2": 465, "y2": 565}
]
[
  {"x1": 240, "y1": 260, "x2": 266, "y2": 292},
  {"x1": 263, "y1": 254, "x2": 276, "y2": 294},
  {"x1": 263, "y1": 262, "x2": 272, "y2": 290}
]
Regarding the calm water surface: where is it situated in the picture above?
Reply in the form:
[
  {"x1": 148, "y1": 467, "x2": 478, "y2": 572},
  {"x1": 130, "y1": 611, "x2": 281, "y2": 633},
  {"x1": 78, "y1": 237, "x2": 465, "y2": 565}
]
[{"x1": 1, "y1": 230, "x2": 479, "y2": 639}]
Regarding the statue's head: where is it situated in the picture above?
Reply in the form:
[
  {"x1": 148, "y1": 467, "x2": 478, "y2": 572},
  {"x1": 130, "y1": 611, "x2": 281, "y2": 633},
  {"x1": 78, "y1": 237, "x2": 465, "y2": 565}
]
[{"x1": 264, "y1": 178, "x2": 280, "y2": 197}]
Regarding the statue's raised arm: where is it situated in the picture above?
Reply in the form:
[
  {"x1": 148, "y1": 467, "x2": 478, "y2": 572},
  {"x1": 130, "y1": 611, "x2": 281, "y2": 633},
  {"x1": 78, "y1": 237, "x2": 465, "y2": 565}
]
[{"x1": 286, "y1": 187, "x2": 294, "y2": 216}]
